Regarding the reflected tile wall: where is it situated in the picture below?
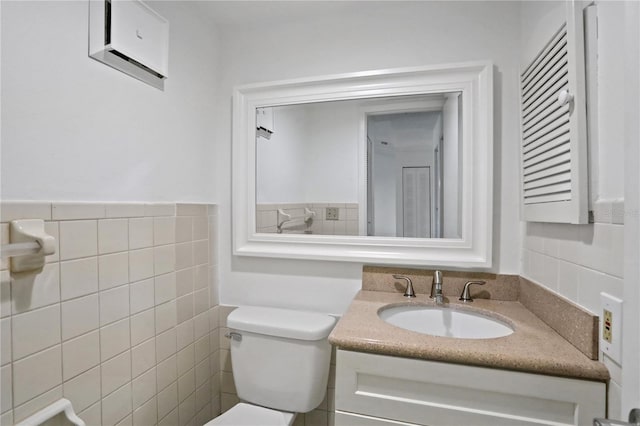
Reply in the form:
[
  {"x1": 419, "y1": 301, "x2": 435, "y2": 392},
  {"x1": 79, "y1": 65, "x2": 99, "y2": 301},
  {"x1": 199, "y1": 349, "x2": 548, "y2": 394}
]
[{"x1": 256, "y1": 203, "x2": 358, "y2": 236}]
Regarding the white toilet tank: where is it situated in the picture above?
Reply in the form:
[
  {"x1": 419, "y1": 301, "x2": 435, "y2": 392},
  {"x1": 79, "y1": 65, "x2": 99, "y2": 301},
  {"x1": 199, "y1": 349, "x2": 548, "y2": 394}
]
[{"x1": 227, "y1": 306, "x2": 336, "y2": 413}]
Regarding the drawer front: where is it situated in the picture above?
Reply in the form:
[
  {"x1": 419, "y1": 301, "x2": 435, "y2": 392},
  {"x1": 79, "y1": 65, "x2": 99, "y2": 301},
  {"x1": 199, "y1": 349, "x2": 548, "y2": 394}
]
[
  {"x1": 336, "y1": 410, "x2": 421, "y2": 426},
  {"x1": 336, "y1": 350, "x2": 606, "y2": 426}
]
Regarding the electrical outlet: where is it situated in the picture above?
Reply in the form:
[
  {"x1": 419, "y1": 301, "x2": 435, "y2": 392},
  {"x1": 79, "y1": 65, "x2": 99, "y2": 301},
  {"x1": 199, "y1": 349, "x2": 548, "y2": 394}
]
[
  {"x1": 603, "y1": 309, "x2": 612, "y2": 343},
  {"x1": 326, "y1": 207, "x2": 339, "y2": 221},
  {"x1": 600, "y1": 293, "x2": 623, "y2": 364}
]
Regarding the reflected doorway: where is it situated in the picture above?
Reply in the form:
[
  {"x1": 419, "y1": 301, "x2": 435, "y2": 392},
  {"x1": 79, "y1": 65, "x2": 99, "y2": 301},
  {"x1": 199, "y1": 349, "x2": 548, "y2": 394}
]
[
  {"x1": 402, "y1": 166, "x2": 431, "y2": 238},
  {"x1": 367, "y1": 110, "x2": 442, "y2": 238}
]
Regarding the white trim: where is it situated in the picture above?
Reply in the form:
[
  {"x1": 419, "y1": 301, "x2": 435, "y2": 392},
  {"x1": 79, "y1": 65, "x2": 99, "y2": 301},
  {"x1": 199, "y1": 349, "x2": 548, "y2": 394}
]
[
  {"x1": 232, "y1": 62, "x2": 493, "y2": 268},
  {"x1": 622, "y1": 0, "x2": 640, "y2": 413}
]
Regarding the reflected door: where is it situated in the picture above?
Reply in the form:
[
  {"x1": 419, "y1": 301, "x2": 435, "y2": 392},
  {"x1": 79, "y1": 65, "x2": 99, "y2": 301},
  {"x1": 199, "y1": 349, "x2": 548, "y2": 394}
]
[{"x1": 402, "y1": 166, "x2": 431, "y2": 238}]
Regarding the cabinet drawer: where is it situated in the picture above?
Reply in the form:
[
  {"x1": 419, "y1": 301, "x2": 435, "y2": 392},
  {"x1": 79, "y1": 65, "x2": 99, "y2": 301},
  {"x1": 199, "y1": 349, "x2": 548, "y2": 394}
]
[
  {"x1": 336, "y1": 350, "x2": 605, "y2": 426},
  {"x1": 336, "y1": 410, "x2": 421, "y2": 425}
]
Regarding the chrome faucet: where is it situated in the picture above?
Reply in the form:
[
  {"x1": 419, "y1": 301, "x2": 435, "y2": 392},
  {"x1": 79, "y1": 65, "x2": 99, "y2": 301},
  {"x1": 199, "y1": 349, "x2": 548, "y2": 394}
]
[
  {"x1": 459, "y1": 280, "x2": 486, "y2": 302},
  {"x1": 393, "y1": 274, "x2": 416, "y2": 298},
  {"x1": 430, "y1": 270, "x2": 444, "y2": 305}
]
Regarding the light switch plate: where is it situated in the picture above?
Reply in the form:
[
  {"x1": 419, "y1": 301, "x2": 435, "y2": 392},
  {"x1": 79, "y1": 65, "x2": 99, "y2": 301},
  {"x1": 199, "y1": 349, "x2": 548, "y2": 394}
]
[{"x1": 600, "y1": 292, "x2": 623, "y2": 364}]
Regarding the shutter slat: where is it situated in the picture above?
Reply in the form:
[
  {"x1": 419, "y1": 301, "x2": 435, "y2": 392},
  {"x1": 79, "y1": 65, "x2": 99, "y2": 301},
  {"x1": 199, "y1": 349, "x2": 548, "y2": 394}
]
[
  {"x1": 521, "y1": 24, "x2": 567, "y2": 81},
  {"x1": 522, "y1": 54, "x2": 569, "y2": 106},
  {"x1": 524, "y1": 151, "x2": 571, "y2": 175},
  {"x1": 523, "y1": 100, "x2": 564, "y2": 135},
  {"x1": 523, "y1": 132, "x2": 571, "y2": 162},
  {"x1": 522, "y1": 36, "x2": 568, "y2": 95},
  {"x1": 524, "y1": 161, "x2": 571, "y2": 181},
  {"x1": 524, "y1": 181, "x2": 572, "y2": 198},
  {"x1": 523, "y1": 122, "x2": 570, "y2": 152},
  {"x1": 523, "y1": 171, "x2": 571, "y2": 190},
  {"x1": 524, "y1": 143, "x2": 571, "y2": 169},
  {"x1": 522, "y1": 66, "x2": 568, "y2": 111},
  {"x1": 524, "y1": 192, "x2": 572, "y2": 204},
  {"x1": 522, "y1": 78, "x2": 569, "y2": 124},
  {"x1": 523, "y1": 105, "x2": 570, "y2": 141}
]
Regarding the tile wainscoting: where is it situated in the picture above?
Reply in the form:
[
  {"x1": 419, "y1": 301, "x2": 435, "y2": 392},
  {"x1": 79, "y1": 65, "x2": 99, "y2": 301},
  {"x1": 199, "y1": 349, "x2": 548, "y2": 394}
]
[
  {"x1": 522, "y1": 203, "x2": 624, "y2": 419},
  {"x1": 0, "y1": 202, "x2": 220, "y2": 426}
]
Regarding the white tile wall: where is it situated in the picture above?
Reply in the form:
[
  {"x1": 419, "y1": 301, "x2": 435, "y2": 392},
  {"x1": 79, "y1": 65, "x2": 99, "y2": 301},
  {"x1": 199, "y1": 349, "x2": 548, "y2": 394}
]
[
  {"x1": 522, "y1": 222, "x2": 624, "y2": 312},
  {"x1": 61, "y1": 294, "x2": 99, "y2": 341},
  {"x1": 63, "y1": 331, "x2": 100, "y2": 381},
  {"x1": 98, "y1": 219, "x2": 129, "y2": 255},
  {"x1": 59, "y1": 220, "x2": 98, "y2": 260},
  {"x1": 129, "y1": 219, "x2": 154, "y2": 250},
  {"x1": 132, "y1": 339, "x2": 156, "y2": 379},
  {"x1": 60, "y1": 257, "x2": 98, "y2": 300},
  {"x1": 521, "y1": 201, "x2": 624, "y2": 422},
  {"x1": 64, "y1": 366, "x2": 101, "y2": 413},
  {"x1": 132, "y1": 367, "x2": 156, "y2": 409},
  {"x1": 130, "y1": 279, "x2": 155, "y2": 314},
  {"x1": 98, "y1": 253, "x2": 129, "y2": 290},
  {"x1": 13, "y1": 346, "x2": 62, "y2": 406},
  {"x1": 133, "y1": 395, "x2": 157, "y2": 425},
  {"x1": 12, "y1": 304, "x2": 60, "y2": 360},
  {"x1": 0, "y1": 202, "x2": 220, "y2": 425}
]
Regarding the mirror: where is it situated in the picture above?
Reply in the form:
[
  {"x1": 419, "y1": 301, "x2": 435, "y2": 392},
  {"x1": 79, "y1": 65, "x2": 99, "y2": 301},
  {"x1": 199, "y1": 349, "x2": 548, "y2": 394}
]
[
  {"x1": 256, "y1": 93, "x2": 462, "y2": 239},
  {"x1": 233, "y1": 62, "x2": 493, "y2": 267}
]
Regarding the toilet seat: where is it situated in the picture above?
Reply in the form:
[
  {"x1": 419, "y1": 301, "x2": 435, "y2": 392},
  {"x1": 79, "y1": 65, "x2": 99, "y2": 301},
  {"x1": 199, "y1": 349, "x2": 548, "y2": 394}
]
[{"x1": 205, "y1": 403, "x2": 296, "y2": 426}]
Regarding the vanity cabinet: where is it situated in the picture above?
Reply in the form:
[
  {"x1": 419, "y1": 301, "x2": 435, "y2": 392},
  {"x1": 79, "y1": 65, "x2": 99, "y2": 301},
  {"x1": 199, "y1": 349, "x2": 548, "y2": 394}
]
[{"x1": 335, "y1": 350, "x2": 606, "y2": 426}]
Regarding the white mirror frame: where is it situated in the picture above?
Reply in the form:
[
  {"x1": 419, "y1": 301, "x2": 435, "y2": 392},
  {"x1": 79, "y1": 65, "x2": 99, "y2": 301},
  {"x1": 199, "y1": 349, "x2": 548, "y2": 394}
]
[{"x1": 232, "y1": 61, "x2": 493, "y2": 268}]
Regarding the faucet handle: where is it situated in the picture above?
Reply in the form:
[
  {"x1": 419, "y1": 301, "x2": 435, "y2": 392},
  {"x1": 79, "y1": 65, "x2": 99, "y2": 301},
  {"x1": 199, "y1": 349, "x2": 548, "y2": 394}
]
[
  {"x1": 459, "y1": 280, "x2": 486, "y2": 302},
  {"x1": 393, "y1": 274, "x2": 416, "y2": 298}
]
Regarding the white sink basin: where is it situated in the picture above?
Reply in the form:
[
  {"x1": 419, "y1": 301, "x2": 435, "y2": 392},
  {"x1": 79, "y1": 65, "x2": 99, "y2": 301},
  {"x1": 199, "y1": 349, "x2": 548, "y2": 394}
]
[{"x1": 378, "y1": 305, "x2": 513, "y2": 339}]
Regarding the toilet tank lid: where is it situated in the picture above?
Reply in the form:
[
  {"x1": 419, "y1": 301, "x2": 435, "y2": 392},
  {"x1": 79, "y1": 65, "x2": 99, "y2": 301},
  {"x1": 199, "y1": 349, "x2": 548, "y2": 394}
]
[{"x1": 227, "y1": 306, "x2": 336, "y2": 341}]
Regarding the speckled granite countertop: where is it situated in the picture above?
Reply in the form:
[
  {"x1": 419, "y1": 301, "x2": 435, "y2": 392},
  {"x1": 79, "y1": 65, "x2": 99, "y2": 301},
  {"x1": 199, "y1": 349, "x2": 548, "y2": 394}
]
[{"x1": 329, "y1": 290, "x2": 610, "y2": 382}]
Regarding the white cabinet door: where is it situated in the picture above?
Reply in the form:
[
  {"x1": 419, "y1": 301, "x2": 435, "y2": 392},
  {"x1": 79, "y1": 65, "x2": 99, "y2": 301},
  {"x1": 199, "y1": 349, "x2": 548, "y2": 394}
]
[{"x1": 335, "y1": 350, "x2": 606, "y2": 426}]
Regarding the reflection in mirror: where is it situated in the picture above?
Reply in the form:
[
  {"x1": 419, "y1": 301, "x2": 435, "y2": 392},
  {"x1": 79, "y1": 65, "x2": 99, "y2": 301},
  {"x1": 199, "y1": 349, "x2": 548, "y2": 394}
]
[{"x1": 255, "y1": 93, "x2": 462, "y2": 238}]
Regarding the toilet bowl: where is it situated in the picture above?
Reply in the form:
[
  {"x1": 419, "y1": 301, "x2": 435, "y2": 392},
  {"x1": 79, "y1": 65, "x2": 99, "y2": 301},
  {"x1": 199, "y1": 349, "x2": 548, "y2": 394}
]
[{"x1": 204, "y1": 306, "x2": 335, "y2": 426}]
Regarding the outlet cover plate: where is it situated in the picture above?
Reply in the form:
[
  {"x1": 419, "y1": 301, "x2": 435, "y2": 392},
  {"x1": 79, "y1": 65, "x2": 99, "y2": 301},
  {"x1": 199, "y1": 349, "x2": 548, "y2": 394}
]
[
  {"x1": 600, "y1": 292, "x2": 623, "y2": 364},
  {"x1": 326, "y1": 207, "x2": 339, "y2": 221}
]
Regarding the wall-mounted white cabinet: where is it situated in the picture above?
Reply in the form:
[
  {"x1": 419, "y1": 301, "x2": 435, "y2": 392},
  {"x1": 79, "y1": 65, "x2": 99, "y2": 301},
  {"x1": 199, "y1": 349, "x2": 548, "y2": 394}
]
[
  {"x1": 519, "y1": 0, "x2": 590, "y2": 224},
  {"x1": 335, "y1": 350, "x2": 605, "y2": 425},
  {"x1": 89, "y1": 0, "x2": 169, "y2": 89}
]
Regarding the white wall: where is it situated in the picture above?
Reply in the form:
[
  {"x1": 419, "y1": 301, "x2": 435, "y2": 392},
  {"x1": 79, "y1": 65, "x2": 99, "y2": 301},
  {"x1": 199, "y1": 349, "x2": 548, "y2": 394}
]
[
  {"x1": 256, "y1": 106, "x2": 309, "y2": 203},
  {"x1": 304, "y1": 102, "x2": 360, "y2": 203},
  {"x1": 372, "y1": 143, "x2": 396, "y2": 237},
  {"x1": 518, "y1": 1, "x2": 633, "y2": 419},
  {"x1": 1, "y1": 1, "x2": 219, "y2": 203},
  {"x1": 215, "y1": 1, "x2": 523, "y2": 314},
  {"x1": 257, "y1": 102, "x2": 360, "y2": 204}
]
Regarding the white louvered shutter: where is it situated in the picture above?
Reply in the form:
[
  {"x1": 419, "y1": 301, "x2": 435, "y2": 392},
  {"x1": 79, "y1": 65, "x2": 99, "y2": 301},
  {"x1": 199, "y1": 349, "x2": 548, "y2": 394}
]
[{"x1": 520, "y1": 1, "x2": 589, "y2": 224}]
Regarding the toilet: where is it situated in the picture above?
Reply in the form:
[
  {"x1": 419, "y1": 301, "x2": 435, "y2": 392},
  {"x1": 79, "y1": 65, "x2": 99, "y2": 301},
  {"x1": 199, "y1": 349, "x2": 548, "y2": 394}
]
[{"x1": 206, "y1": 306, "x2": 336, "y2": 426}]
